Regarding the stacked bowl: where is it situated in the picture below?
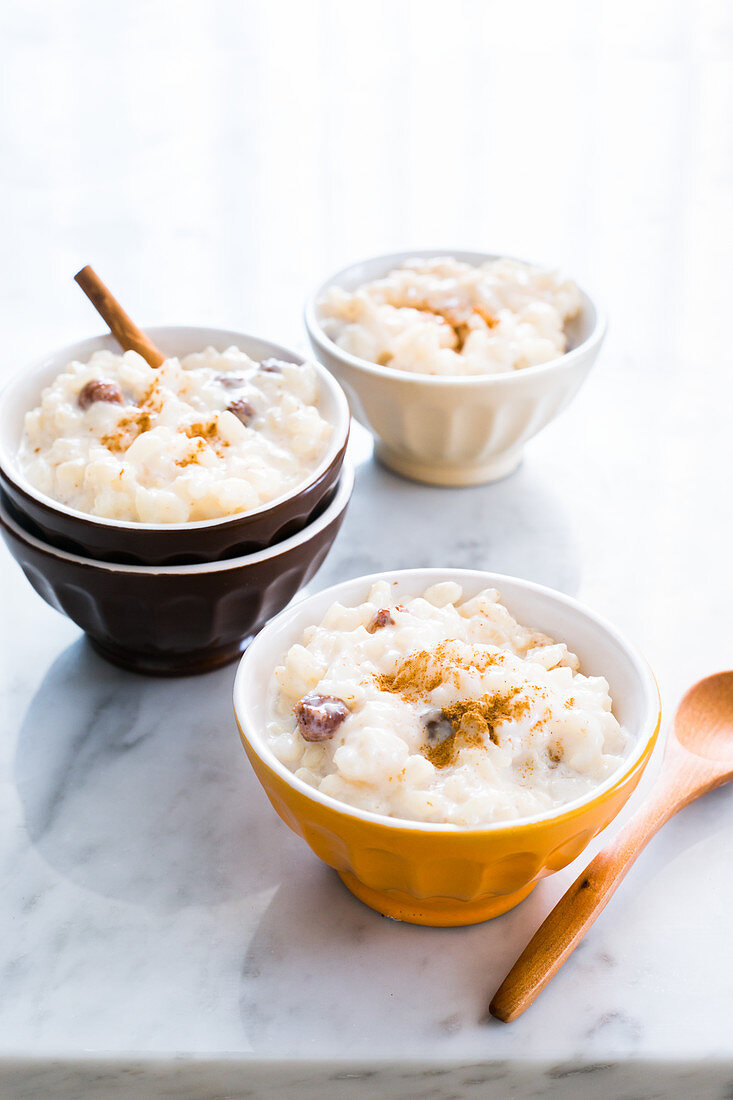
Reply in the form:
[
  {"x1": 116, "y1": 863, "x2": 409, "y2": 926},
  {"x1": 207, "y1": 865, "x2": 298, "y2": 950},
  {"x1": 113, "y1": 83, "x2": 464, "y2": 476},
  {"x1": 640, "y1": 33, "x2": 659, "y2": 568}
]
[{"x1": 0, "y1": 326, "x2": 352, "y2": 674}]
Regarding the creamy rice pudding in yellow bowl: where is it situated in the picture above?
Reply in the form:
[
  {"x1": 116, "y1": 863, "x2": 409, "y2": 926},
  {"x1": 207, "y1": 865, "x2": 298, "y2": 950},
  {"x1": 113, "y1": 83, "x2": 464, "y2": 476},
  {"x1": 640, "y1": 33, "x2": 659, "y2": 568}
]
[{"x1": 234, "y1": 570, "x2": 660, "y2": 925}]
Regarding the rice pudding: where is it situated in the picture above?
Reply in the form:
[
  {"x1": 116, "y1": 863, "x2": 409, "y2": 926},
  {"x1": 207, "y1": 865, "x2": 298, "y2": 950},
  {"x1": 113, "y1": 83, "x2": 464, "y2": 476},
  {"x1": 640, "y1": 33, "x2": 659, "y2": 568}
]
[
  {"x1": 267, "y1": 581, "x2": 628, "y2": 825},
  {"x1": 19, "y1": 347, "x2": 333, "y2": 523},
  {"x1": 319, "y1": 256, "x2": 582, "y2": 377}
]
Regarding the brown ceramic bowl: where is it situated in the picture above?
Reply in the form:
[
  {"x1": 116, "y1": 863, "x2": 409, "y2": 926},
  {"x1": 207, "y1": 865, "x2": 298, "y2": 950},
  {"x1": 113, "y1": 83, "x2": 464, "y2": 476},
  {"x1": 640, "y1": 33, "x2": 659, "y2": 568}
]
[
  {"x1": 0, "y1": 326, "x2": 350, "y2": 565},
  {"x1": 0, "y1": 464, "x2": 353, "y2": 676}
]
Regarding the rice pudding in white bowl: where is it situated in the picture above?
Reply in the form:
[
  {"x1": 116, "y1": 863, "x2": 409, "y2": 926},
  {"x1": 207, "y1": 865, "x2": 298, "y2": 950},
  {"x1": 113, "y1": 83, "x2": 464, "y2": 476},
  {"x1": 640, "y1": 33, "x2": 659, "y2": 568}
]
[
  {"x1": 234, "y1": 569, "x2": 660, "y2": 925},
  {"x1": 305, "y1": 250, "x2": 605, "y2": 486},
  {"x1": 0, "y1": 327, "x2": 350, "y2": 564}
]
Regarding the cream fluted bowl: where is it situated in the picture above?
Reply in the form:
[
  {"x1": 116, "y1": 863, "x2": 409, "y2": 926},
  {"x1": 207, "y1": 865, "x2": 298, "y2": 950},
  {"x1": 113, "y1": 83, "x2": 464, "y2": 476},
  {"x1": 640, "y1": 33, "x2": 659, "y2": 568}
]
[{"x1": 305, "y1": 250, "x2": 606, "y2": 486}]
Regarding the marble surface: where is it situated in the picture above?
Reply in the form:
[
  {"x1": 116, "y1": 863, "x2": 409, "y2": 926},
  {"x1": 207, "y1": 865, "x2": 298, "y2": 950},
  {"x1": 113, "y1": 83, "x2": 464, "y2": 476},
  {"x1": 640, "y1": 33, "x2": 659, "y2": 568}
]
[{"x1": 2, "y1": 0, "x2": 733, "y2": 1096}]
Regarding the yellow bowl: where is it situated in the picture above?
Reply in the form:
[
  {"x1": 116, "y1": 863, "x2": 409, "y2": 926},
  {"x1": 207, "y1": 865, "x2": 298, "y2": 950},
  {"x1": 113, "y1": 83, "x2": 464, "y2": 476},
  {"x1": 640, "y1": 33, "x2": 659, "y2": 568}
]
[{"x1": 233, "y1": 570, "x2": 661, "y2": 926}]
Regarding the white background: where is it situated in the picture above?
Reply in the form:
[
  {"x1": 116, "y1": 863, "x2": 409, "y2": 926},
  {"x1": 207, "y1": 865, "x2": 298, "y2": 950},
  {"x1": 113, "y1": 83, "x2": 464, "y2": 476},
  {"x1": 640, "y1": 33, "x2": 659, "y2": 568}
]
[
  {"x1": 1, "y1": 0, "x2": 733, "y2": 1089},
  {"x1": 3, "y1": 0, "x2": 731, "y2": 703}
]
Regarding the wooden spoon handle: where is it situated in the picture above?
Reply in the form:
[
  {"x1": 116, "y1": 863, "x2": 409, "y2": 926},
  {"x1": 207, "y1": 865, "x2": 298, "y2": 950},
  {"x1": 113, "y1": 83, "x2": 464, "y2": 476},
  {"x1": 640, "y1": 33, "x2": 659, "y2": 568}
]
[
  {"x1": 489, "y1": 786, "x2": 679, "y2": 1022},
  {"x1": 74, "y1": 266, "x2": 165, "y2": 368}
]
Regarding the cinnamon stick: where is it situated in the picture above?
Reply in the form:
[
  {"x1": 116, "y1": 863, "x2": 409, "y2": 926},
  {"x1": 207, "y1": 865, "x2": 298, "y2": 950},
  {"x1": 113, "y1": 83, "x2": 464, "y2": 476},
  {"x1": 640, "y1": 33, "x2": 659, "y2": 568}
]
[{"x1": 74, "y1": 266, "x2": 166, "y2": 368}]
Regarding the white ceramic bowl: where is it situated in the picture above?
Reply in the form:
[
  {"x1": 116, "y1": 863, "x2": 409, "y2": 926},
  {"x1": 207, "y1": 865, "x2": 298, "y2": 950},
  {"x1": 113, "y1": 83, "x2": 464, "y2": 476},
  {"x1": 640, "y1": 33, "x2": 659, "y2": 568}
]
[
  {"x1": 233, "y1": 568, "x2": 660, "y2": 925},
  {"x1": 0, "y1": 326, "x2": 350, "y2": 564},
  {"x1": 305, "y1": 250, "x2": 606, "y2": 486}
]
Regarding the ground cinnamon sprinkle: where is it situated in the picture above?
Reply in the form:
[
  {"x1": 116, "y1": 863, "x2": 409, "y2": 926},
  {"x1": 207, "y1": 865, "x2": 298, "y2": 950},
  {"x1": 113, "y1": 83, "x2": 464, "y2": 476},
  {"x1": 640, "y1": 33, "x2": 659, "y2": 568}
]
[
  {"x1": 102, "y1": 413, "x2": 150, "y2": 453},
  {"x1": 376, "y1": 643, "x2": 524, "y2": 769},
  {"x1": 175, "y1": 438, "x2": 207, "y2": 467},
  {"x1": 474, "y1": 305, "x2": 499, "y2": 328},
  {"x1": 101, "y1": 383, "x2": 165, "y2": 453},
  {"x1": 422, "y1": 689, "x2": 528, "y2": 769},
  {"x1": 376, "y1": 646, "x2": 447, "y2": 698},
  {"x1": 100, "y1": 380, "x2": 222, "y2": 457},
  {"x1": 403, "y1": 300, "x2": 498, "y2": 352},
  {"x1": 185, "y1": 420, "x2": 219, "y2": 441},
  {"x1": 547, "y1": 741, "x2": 564, "y2": 765},
  {"x1": 376, "y1": 642, "x2": 505, "y2": 702}
]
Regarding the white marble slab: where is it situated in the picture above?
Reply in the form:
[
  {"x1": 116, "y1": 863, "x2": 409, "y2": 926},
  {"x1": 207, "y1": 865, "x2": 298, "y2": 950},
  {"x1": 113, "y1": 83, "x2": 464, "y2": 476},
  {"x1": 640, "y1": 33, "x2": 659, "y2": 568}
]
[{"x1": 1, "y1": 0, "x2": 733, "y2": 1096}]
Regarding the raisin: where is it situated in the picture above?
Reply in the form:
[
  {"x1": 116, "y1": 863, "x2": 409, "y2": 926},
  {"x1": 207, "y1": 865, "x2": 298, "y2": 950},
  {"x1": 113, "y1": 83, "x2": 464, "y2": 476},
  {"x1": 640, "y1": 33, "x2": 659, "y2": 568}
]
[
  {"x1": 294, "y1": 693, "x2": 350, "y2": 742},
  {"x1": 367, "y1": 608, "x2": 394, "y2": 633},
  {"x1": 217, "y1": 374, "x2": 247, "y2": 389},
  {"x1": 78, "y1": 380, "x2": 124, "y2": 410},
  {"x1": 423, "y1": 709, "x2": 453, "y2": 743},
  {"x1": 227, "y1": 399, "x2": 256, "y2": 425},
  {"x1": 259, "y1": 358, "x2": 285, "y2": 373}
]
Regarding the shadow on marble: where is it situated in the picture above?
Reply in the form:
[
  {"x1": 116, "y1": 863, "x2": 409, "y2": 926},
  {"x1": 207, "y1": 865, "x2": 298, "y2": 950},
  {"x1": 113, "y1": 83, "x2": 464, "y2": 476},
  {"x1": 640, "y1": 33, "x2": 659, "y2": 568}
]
[
  {"x1": 236, "y1": 775, "x2": 724, "y2": 1060},
  {"x1": 237, "y1": 854, "x2": 563, "y2": 1058},
  {"x1": 14, "y1": 639, "x2": 301, "y2": 912},
  {"x1": 316, "y1": 453, "x2": 581, "y2": 597}
]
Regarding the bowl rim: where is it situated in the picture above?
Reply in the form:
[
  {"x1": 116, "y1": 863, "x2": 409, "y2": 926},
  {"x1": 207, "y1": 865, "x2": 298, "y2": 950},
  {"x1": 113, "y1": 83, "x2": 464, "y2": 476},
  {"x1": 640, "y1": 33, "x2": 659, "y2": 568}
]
[
  {"x1": 233, "y1": 567, "x2": 661, "y2": 835},
  {"x1": 0, "y1": 324, "x2": 351, "y2": 533},
  {"x1": 304, "y1": 248, "x2": 607, "y2": 386},
  {"x1": 0, "y1": 461, "x2": 354, "y2": 575}
]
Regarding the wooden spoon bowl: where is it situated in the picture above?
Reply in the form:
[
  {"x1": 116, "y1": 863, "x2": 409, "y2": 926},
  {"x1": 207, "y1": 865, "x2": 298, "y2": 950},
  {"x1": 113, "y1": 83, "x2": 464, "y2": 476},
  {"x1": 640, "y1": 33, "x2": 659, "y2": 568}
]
[{"x1": 674, "y1": 673, "x2": 733, "y2": 761}]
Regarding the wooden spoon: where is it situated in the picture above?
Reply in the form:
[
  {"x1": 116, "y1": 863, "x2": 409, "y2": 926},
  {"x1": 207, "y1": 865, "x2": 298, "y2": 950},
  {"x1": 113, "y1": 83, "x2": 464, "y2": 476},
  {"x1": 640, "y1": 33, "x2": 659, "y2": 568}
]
[
  {"x1": 74, "y1": 265, "x2": 165, "y2": 368},
  {"x1": 490, "y1": 671, "x2": 733, "y2": 1022}
]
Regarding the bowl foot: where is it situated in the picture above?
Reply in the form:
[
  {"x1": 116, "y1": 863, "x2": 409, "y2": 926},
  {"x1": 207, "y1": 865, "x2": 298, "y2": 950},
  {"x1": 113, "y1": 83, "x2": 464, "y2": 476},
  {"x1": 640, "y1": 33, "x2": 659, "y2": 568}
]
[
  {"x1": 374, "y1": 444, "x2": 523, "y2": 487},
  {"x1": 87, "y1": 634, "x2": 254, "y2": 677},
  {"x1": 337, "y1": 870, "x2": 537, "y2": 926}
]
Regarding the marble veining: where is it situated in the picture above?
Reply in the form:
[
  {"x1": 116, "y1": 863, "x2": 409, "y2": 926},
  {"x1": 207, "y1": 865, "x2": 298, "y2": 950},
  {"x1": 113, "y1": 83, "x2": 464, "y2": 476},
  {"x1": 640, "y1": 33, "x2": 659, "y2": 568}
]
[
  {"x1": 2, "y1": 0, "x2": 733, "y2": 1095},
  {"x1": 3, "y1": 1058, "x2": 732, "y2": 1100}
]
